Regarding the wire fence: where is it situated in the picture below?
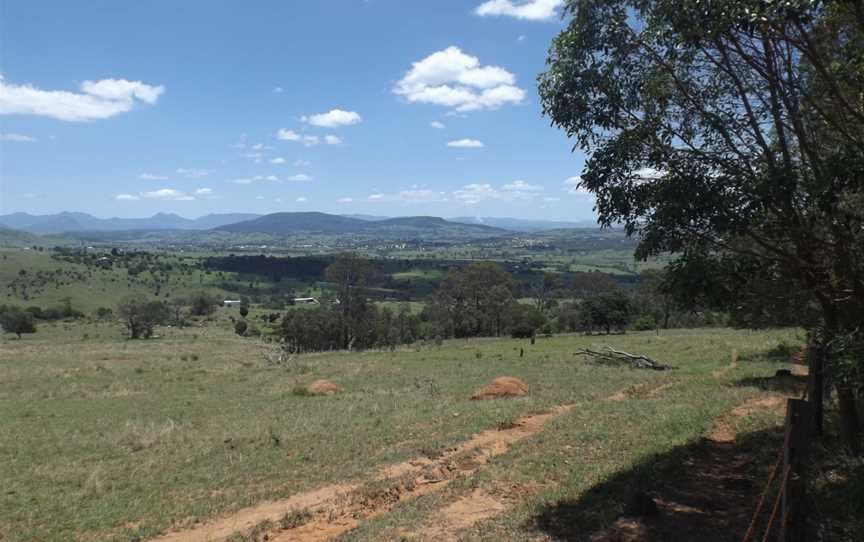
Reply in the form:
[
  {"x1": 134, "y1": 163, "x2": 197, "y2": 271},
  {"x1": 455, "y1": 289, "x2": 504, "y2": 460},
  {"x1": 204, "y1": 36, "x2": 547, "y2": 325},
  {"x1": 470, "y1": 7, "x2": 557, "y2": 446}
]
[{"x1": 742, "y1": 399, "x2": 813, "y2": 542}]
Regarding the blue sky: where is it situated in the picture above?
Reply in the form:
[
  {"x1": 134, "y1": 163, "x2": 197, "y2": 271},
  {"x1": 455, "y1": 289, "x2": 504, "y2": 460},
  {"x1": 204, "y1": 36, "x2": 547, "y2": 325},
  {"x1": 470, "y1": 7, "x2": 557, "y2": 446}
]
[{"x1": 0, "y1": 0, "x2": 595, "y2": 221}]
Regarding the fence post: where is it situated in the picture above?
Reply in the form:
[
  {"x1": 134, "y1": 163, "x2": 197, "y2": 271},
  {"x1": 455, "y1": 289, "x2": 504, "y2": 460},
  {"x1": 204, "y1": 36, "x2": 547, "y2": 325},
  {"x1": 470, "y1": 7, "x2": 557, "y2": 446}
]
[
  {"x1": 781, "y1": 399, "x2": 813, "y2": 542},
  {"x1": 807, "y1": 344, "x2": 824, "y2": 436}
]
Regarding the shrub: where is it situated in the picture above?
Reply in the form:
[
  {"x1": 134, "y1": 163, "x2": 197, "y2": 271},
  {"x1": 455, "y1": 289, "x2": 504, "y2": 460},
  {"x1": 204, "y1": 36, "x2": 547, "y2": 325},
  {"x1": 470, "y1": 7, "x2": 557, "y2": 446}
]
[
  {"x1": 0, "y1": 306, "x2": 37, "y2": 338},
  {"x1": 632, "y1": 316, "x2": 657, "y2": 331},
  {"x1": 116, "y1": 295, "x2": 170, "y2": 339},
  {"x1": 234, "y1": 320, "x2": 248, "y2": 336}
]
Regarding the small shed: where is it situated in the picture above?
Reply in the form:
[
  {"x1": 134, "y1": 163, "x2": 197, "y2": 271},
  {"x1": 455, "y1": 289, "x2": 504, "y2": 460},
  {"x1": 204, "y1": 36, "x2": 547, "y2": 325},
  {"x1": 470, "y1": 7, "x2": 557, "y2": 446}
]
[{"x1": 223, "y1": 300, "x2": 242, "y2": 308}]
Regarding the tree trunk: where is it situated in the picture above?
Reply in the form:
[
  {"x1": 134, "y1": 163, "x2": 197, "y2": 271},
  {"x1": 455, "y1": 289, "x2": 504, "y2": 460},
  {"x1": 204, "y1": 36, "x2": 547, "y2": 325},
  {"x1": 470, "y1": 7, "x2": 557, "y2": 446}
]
[{"x1": 837, "y1": 386, "x2": 861, "y2": 455}]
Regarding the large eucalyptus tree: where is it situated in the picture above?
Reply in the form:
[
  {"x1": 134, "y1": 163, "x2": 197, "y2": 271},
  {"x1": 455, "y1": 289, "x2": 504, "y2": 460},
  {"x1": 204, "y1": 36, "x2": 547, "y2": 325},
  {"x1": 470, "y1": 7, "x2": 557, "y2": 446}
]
[{"x1": 540, "y1": 0, "x2": 864, "y2": 448}]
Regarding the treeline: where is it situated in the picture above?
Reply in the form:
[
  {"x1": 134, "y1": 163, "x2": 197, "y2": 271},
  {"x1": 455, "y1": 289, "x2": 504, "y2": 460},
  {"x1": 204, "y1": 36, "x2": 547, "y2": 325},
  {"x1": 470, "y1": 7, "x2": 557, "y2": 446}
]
[{"x1": 267, "y1": 257, "x2": 723, "y2": 353}]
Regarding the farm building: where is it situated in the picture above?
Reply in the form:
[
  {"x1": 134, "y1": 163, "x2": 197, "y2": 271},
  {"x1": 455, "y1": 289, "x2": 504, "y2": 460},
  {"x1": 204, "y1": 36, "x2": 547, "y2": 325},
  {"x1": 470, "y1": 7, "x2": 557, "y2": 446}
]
[{"x1": 223, "y1": 300, "x2": 242, "y2": 308}]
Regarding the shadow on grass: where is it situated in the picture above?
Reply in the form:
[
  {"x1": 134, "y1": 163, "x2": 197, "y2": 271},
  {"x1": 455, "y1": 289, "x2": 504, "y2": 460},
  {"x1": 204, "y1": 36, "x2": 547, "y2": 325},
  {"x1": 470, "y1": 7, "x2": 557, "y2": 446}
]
[
  {"x1": 532, "y1": 427, "x2": 785, "y2": 541},
  {"x1": 735, "y1": 373, "x2": 807, "y2": 396}
]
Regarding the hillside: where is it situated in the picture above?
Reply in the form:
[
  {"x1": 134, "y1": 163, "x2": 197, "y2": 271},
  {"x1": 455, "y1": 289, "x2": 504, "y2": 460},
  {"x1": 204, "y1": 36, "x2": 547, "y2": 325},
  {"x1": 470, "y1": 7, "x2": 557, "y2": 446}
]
[
  {"x1": 0, "y1": 226, "x2": 73, "y2": 248},
  {"x1": 216, "y1": 211, "x2": 510, "y2": 237}
]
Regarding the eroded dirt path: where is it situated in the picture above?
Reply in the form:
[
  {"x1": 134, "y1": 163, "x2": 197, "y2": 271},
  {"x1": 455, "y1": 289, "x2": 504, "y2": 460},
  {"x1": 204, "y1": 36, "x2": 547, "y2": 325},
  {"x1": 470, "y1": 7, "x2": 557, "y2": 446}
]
[{"x1": 150, "y1": 404, "x2": 576, "y2": 542}]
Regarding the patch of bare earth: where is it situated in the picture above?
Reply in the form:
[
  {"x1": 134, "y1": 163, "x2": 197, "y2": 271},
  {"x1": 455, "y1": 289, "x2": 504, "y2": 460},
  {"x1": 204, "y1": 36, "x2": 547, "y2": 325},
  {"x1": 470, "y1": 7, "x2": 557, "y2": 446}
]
[
  {"x1": 148, "y1": 404, "x2": 575, "y2": 542},
  {"x1": 590, "y1": 395, "x2": 787, "y2": 541}
]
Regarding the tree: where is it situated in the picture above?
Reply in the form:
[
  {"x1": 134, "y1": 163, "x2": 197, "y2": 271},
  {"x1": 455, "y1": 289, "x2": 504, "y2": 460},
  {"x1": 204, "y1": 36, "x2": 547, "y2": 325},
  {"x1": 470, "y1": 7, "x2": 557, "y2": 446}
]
[
  {"x1": 234, "y1": 320, "x2": 248, "y2": 336},
  {"x1": 540, "y1": 0, "x2": 864, "y2": 449},
  {"x1": 325, "y1": 253, "x2": 376, "y2": 349},
  {"x1": 580, "y1": 292, "x2": 632, "y2": 335},
  {"x1": 188, "y1": 291, "x2": 217, "y2": 317},
  {"x1": 0, "y1": 306, "x2": 36, "y2": 338},
  {"x1": 116, "y1": 295, "x2": 170, "y2": 339},
  {"x1": 531, "y1": 273, "x2": 560, "y2": 314},
  {"x1": 239, "y1": 305, "x2": 249, "y2": 318},
  {"x1": 430, "y1": 262, "x2": 516, "y2": 338}
]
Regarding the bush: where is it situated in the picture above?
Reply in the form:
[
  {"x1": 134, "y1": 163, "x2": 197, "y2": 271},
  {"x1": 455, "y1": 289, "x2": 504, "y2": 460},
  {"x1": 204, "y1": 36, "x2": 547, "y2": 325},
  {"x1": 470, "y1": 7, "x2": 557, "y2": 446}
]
[
  {"x1": 234, "y1": 320, "x2": 248, "y2": 336},
  {"x1": 188, "y1": 291, "x2": 218, "y2": 317},
  {"x1": 116, "y1": 295, "x2": 170, "y2": 339},
  {"x1": 632, "y1": 316, "x2": 657, "y2": 331},
  {"x1": 0, "y1": 306, "x2": 37, "y2": 338}
]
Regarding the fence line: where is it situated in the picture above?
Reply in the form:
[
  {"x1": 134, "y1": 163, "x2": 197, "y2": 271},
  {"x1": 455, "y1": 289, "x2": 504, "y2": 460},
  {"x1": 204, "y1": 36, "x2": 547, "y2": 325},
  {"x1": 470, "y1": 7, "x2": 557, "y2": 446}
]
[{"x1": 742, "y1": 398, "x2": 813, "y2": 542}]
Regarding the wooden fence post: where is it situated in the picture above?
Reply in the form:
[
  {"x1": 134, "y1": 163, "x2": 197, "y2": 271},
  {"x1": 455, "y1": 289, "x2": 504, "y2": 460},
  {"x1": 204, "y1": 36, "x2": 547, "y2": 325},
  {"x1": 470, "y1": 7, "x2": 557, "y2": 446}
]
[
  {"x1": 781, "y1": 399, "x2": 813, "y2": 542},
  {"x1": 807, "y1": 344, "x2": 824, "y2": 436}
]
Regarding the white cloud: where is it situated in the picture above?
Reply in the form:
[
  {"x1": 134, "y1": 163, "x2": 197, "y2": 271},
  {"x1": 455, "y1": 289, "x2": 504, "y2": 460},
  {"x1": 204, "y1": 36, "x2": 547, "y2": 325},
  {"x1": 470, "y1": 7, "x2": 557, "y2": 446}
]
[
  {"x1": 447, "y1": 138, "x2": 484, "y2": 148},
  {"x1": 139, "y1": 173, "x2": 167, "y2": 181},
  {"x1": 276, "y1": 129, "x2": 341, "y2": 146},
  {"x1": 475, "y1": 0, "x2": 562, "y2": 21},
  {"x1": 270, "y1": 157, "x2": 286, "y2": 164},
  {"x1": 115, "y1": 194, "x2": 140, "y2": 201},
  {"x1": 302, "y1": 109, "x2": 362, "y2": 128},
  {"x1": 564, "y1": 176, "x2": 592, "y2": 196},
  {"x1": 286, "y1": 174, "x2": 313, "y2": 182},
  {"x1": 517, "y1": 35, "x2": 527, "y2": 42},
  {"x1": 0, "y1": 76, "x2": 163, "y2": 121},
  {"x1": 430, "y1": 121, "x2": 446, "y2": 129},
  {"x1": 273, "y1": 87, "x2": 284, "y2": 93},
  {"x1": 338, "y1": 197, "x2": 354, "y2": 203},
  {"x1": 294, "y1": 159, "x2": 311, "y2": 167},
  {"x1": 502, "y1": 180, "x2": 543, "y2": 192},
  {"x1": 633, "y1": 167, "x2": 665, "y2": 180},
  {"x1": 0, "y1": 133, "x2": 36, "y2": 142},
  {"x1": 276, "y1": 129, "x2": 301, "y2": 141},
  {"x1": 296, "y1": 196, "x2": 307, "y2": 203},
  {"x1": 394, "y1": 46, "x2": 525, "y2": 112},
  {"x1": 452, "y1": 183, "x2": 500, "y2": 204},
  {"x1": 142, "y1": 188, "x2": 195, "y2": 201},
  {"x1": 194, "y1": 188, "x2": 213, "y2": 195},
  {"x1": 176, "y1": 168, "x2": 208, "y2": 179},
  {"x1": 229, "y1": 175, "x2": 280, "y2": 185}
]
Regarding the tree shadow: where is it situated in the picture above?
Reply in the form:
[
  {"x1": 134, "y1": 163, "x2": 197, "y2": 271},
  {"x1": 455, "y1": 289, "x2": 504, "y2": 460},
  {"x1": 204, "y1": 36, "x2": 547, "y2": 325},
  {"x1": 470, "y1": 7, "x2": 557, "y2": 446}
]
[
  {"x1": 531, "y1": 427, "x2": 785, "y2": 541},
  {"x1": 735, "y1": 373, "x2": 807, "y2": 396}
]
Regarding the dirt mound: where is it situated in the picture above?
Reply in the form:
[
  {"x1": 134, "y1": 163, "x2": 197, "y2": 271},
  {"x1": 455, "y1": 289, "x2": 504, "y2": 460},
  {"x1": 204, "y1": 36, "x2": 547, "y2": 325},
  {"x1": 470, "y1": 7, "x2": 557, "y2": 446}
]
[
  {"x1": 471, "y1": 376, "x2": 529, "y2": 400},
  {"x1": 307, "y1": 379, "x2": 340, "y2": 395}
]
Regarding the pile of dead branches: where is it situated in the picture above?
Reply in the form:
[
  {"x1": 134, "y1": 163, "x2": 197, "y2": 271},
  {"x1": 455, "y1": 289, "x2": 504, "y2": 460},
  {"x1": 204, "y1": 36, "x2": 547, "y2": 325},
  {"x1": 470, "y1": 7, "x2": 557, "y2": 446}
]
[{"x1": 575, "y1": 346, "x2": 674, "y2": 370}]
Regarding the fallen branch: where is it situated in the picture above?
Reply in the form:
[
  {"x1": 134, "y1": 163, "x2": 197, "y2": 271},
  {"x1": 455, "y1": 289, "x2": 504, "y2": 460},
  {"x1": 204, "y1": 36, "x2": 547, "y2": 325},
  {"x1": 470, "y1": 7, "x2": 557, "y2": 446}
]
[{"x1": 575, "y1": 346, "x2": 674, "y2": 370}]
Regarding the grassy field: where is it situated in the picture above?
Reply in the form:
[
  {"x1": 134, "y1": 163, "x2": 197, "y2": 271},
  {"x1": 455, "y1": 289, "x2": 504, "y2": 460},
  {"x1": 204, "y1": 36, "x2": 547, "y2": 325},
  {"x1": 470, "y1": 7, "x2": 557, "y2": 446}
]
[{"x1": 0, "y1": 321, "x2": 804, "y2": 542}]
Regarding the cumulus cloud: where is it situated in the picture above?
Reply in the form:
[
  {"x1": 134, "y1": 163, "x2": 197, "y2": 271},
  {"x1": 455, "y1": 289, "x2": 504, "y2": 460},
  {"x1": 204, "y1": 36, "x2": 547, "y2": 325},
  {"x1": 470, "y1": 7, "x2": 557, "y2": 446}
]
[
  {"x1": 452, "y1": 183, "x2": 500, "y2": 204},
  {"x1": 139, "y1": 173, "x2": 167, "y2": 180},
  {"x1": 115, "y1": 194, "x2": 139, "y2": 201},
  {"x1": 229, "y1": 175, "x2": 280, "y2": 185},
  {"x1": 0, "y1": 133, "x2": 36, "y2": 142},
  {"x1": 564, "y1": 176, "x2": 592, "y2": 196},
  {"x1": 338, "y1": 197, "x2": 354, "y2": 203},
  {"x1": 176, "y1": 168, "x2": 208, "y2": 179},
  {"x1": 475, "y1": 0, "x2": 562, "y2": 21},
  {"x1": 276, "y1": 129, "x2": 342, "y2": 146},
  {"x1": 276, "y1": 129, "x2": 300, "y2": 141},
  {"x1": 0, "y1": 75, "x2": 164, "y2": 121},
  {"x1": 296, "y1": 196, "x2": 307, "y2": 203},
  {"x1": 142, "y1": 188, "x2": 195, "y2": 201},
  {"x1": 194, "y1": 188, "x2": 213, "y2": 195},
  {"x1": 270, "y1": 157, "x2": 286, "y2": 164},
  {"x1": 502, "y1": 180, "x2": 543, "y2": 192},
  {"x1": 447, "y1": 138, "x2": 484, "y2": 148},
  {"x1": 430, "y1": 121, "x2": 446, "y2": 129},
  {"x1": 394, "y1": 46, "x2": 525, "y2": 112},
  {"x1": 286, "y1": 174, "x2": 313, "y2": 182},
  {"x1": 302, "y1": 109, "x2": 362, "y2": 128}
]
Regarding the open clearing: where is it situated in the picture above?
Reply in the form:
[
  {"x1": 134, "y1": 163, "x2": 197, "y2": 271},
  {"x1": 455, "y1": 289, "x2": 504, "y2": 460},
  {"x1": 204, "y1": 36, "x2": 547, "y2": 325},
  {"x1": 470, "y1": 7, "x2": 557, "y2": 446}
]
[{"x1": 0, "y1": 323, "x2": 801, "y2": 541}]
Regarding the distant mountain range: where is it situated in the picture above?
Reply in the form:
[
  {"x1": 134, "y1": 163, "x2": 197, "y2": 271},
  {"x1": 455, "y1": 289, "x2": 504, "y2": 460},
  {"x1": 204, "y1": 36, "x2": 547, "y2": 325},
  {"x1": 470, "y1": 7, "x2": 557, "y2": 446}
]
[
  {"x1": 0, "y1": 212, "x2": 261, "y2": 234},
  {"x1": 216, "y1": 212, "x2": 507, "y2": 236},
  {"x1": 0, "y1": 211, "x2": 594, "y2": 235}
]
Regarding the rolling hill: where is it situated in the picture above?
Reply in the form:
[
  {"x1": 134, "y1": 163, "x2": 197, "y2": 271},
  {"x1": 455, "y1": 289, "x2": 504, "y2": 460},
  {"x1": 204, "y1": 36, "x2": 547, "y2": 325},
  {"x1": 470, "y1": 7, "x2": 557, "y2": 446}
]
[{"x1": 215, "y1": 212, "x2": 509, "y2": 237}]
